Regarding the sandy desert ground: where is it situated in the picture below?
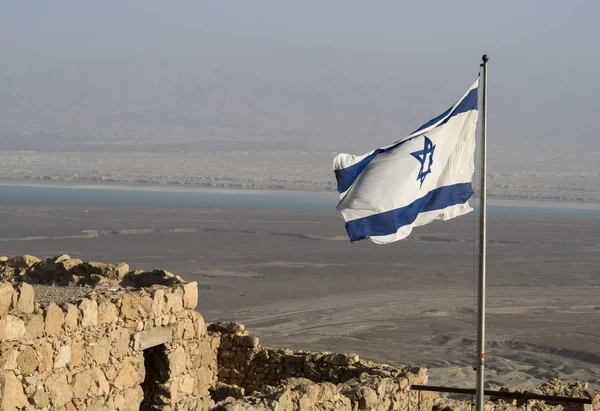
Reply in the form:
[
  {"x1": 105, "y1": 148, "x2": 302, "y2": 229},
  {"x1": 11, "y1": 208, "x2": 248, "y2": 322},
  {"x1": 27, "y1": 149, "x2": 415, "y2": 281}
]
[{"x1": 1, "y1": 204, "x2": 599, "y2": 390}]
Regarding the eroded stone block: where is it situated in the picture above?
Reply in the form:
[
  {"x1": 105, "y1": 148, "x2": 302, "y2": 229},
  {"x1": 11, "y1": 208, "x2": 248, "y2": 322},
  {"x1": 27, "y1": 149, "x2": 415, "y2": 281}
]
[{"x1": 133, "y1": 325, "x2": 173, "y2": 351}]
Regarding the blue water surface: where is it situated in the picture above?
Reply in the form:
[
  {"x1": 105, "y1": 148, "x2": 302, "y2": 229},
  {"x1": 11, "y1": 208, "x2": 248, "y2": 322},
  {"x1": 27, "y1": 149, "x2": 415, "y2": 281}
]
[{"x1": 0, "y1": 185, "x2": 599, "y2": 219}]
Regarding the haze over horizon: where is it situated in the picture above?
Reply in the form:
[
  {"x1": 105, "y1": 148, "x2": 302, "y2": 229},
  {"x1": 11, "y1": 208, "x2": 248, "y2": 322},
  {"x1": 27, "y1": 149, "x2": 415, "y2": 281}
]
[{"x1": 1, "y1": 1, "x2": 598, "y2": 155}]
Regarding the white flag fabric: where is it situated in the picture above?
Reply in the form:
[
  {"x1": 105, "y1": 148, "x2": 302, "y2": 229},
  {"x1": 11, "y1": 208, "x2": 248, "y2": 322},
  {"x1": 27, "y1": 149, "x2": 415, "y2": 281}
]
[{"x1": 334, "y1": 79, "x2": 479, "y2": 244}]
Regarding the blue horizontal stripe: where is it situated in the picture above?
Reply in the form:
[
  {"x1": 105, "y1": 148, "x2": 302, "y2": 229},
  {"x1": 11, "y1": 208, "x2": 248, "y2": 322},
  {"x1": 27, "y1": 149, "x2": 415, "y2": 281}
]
[
  {"x1": 345, "y1": 183, "x2": 474, "y2": 242},
  {"x1": 334, "y1": 139, "x2": 411, "y2": 194},
  {"x1": 411, "y1": 105, "x2": 454, "y2": 135},
  {"x1": 411, "y1": 87, "x2": 479, "y2": 134},
  {"x1": 335, "y1": 86, "x2": 478, "y2": 194}
]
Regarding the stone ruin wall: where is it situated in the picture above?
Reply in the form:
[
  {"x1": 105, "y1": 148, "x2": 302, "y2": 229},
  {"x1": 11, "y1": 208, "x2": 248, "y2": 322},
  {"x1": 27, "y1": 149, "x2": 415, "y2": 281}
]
[
  {"x1": 0, "y1": 255, "x2": 216, "y2": 411},
  {"x1": 1, "y1": 255, "x2": 599, "y2": 411},
  {"x1": 209, "y1": 321, "x2": 433, "y2": 411}
]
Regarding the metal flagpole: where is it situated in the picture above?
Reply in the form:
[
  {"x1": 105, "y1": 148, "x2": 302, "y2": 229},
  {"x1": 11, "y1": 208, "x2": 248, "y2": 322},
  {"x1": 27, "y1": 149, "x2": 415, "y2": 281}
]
[{"x1": 475, "y1": 54, "x2": 489, "y2": 411}]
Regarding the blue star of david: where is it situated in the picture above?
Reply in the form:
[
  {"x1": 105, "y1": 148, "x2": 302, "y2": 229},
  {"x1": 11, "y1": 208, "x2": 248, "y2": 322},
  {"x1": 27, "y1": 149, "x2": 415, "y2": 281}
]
[{"x1": 410, "y1": 135, "x2": 436, "y2": 188}]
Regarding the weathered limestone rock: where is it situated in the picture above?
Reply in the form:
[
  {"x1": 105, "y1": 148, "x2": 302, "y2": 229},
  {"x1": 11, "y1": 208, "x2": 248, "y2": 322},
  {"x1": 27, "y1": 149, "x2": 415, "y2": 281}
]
[
  {"x1": 87, "y1": 396, "x2": 107, "y2": 411},
  {"x1": 171, "y1": 286, "x2": 184, "y2": 313},
  {"x1": 63, "y1": 302, "x2": 80, "y2": 331},
  {"x1": 139, "y1": 295, "x2": 154, "y2": 318},
  {"x1": 0, "y1": 371, "x2": 28, "y2": 410},
  {"x1": 323, "y1": 352, "x2": 360, "y2": 366},
  {"x1": 168, "y1": 346, "x2": 188, "y2": 377},
  {"x1": 54, "y1": 345, "x2": 72, "y2": 369},
  {"x1": 17, "y1": 346, "x2": 39, "y2": 375},
  {"x1": 60, "y1": 257, "x2": 83, "y2": 271},
  {"x1": 98, "y1": 300, "x2": 119, "y2": 324},
  {"x1": 45, "y1": 302, "x2": 65, "y2": 335},
  {"x1": 115, "y1": 386, "x2": 144, "y2": 411},
  {"x1": 88, "y1": 336, "x2": 111, "y2": 365},
  {"x1": 123, "y1": 268, "x2": 181, "y2": 288},
  {"x1": 183, "y1": 281, "x2": 199, "y2": 309},
  {"x1": 152, "y1": 289, "x2": 166, "y2": 316},
  {"x1": 113, "y1": 358, "x2": 144, "y2": 390},
  {"x1": 83, "y1": 261, "x2": 130, "y2": 281},
  {"x1": 30, "y1": 386, "x2": 50, "y2": 408},
  {"x1": 111, "y1": 327, "x2": 131, "y2": 358},
  {"x1": 171, "y1": 374, "x2": 196, "y2": 401},
  {"x1": 15, "y1": 282, "x2": 34, "y2": 313},
  {"x1": 55, "y1": 254, "x2": 71, "y2": 264},
  {"x1": 38, "y1": 342, "x2": 54, "y2": 372},
  {"x1": 24, "y1": 313, "x2": 44, "y2": 339},
  {"x1": 195, "y1": 367, "x2": 216, "y2": 394},
  {"x1": 45, "y1": 372, "x2": 73, "y2": 407},
  {"x1": 234, "y1": 335, "x2": 260, "y2": 348},
  {"x1": 0, "y1": 348, "x2": 19, "y2": 371},
  {"x1": 120, "y1": 293, "x2": 142, "y2": 319},
  {"x1": 197, "y1": 314, "x2": 207, "y2": 338},
  {"x1": 212, "y1": 322, "x2": 246, "y2": 334},
  {"x1": 71, "y1": 339, "x2": 85, "y2": 368},
  {"x1": 73, "y1": 368, "x2": 110, "y2": 399},
  {"x1": 79, "y1": 298, "x2": 98, "y2": 327},
  {"x1": 0, "y1": 283, "x2": 14, "y2": 315},
  {"x1": 133, "y1": 325, "x2": 173, "y2": 350},
  {"x1": 7, "y1": 254, "x2": 40, "y2": 268},
  {"x1": 2, "y1": 315, "x2": 26, "y2": 340}
]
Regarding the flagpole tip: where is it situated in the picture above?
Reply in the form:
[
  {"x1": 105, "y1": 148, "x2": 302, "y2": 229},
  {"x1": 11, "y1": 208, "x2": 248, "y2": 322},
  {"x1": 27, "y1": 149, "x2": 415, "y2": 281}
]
[{"x1": 482, "y1": 55, "x2": 489, "y2": 63}]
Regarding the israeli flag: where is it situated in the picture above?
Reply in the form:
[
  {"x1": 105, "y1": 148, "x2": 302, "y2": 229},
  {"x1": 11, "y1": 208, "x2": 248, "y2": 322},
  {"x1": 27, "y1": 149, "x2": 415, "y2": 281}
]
[{"x1": 334, "y1": 79, "x2": 479, "y2": 244}]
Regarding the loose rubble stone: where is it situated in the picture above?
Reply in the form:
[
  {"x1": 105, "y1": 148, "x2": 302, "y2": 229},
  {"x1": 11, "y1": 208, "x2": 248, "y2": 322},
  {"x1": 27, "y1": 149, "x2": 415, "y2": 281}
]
[
  {"x1": 0, "y1": 371, "x2": 29, "y2": 410},
  {"x1": 113, "y1": 358, "x2": 144, "y2": 390},
  {"x1": 2, "y1": 315, "x2": 26, "y2": 340},
  {"x1": 83, "y1": 261, "x2": 130, "y2": 282},
  {"x1": 16, "y1": 282, "x2": 34, "y2": 313},
  {"x1": 7, "y1": 254, "x2": 40, "y2": 268},
  {"x1": 98, "y1": 300, "x2": 119, "y2": 324},
  {"x1": 87, "y1": 396, "x2": 106, "y2": 411},
  {"x1": 17, "y1": 346, "x2": 39, "y2": 375},
  {"x1": 63, "y1": 302, "x2": 80, "y2": 331},
  {"x1": 152, "y1": 289, "x2": 166, "y2": 316},
  {"x1": 0, "y1": 348, "x2": 19, "y2": 371},
  {"x1": 45, "y1": 372, "x2": 73, "y2": 407},
  {"x1": 73, "y1": 368, "x2": 110, "y2": 399},
  {"x1": 25, "y1": 314, "x2": 44, "y2": 339},
  {"x1": 55, "y1": 254, "x2": 71, "y2": 263},
  {"x1": 30, "y1": 386, "x2": 50, "y2": 408},
  {"x1": 168, "y1": 346, "x2": 188, "y2": 377},
  {"x1": 88, "y1": 336, "x2": 111, "y2": 365},
  {"x1": 0, "y1": 283, "x2": 15, "y2": 315},
  {"x1": 121, "y1": 386, "x2": 144, "y2": 411},
  {"x1": 54, "y1": 345, "x2": 72, "y2": 369},
  {"x1": 38, "y1": 342, "x2": 54, "y2": 372},
  {"x1": 212, "y1": 322, "x2": 246, "y2": 334},
  {"x1": 183, "y1": 281, "x2": 199, "y2": 309},
  {"x1": 45, "y1": 302, "x2": 65, "y2": 335},
  {"x1": 120, "y1": 293, "x2": 142, "y2": 319},
  {"x1": 78, "y1": 298, "x2": 98, "y2": 327},
  {"x1": 111, "y1": 328, "x2": 131, "y2": 358}
]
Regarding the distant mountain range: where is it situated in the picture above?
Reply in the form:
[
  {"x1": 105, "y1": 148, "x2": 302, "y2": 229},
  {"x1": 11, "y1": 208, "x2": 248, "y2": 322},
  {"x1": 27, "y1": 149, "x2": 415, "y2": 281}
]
[{"x1": 0, "y1": 49, "x2": 596, "y2": 154}]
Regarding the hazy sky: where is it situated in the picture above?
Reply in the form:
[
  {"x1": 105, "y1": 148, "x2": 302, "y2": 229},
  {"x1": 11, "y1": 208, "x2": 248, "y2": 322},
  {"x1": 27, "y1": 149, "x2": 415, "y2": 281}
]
[
  {"x1": 3, "y1": 1, "x2": 597, "y2": 65},
  {"x1": 1, "y1": 1, "x2": 598, "y2": 152}
]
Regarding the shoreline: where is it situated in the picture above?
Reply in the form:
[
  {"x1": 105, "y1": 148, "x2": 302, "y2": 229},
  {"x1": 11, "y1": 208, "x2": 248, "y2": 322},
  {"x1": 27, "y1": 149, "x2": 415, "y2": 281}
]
[
  {"x1": 0, "y1": 179, "x2": 336, "y2": 198},
  {"x1": 1, "y1": 179, "x2": 600, "y2": 211}
]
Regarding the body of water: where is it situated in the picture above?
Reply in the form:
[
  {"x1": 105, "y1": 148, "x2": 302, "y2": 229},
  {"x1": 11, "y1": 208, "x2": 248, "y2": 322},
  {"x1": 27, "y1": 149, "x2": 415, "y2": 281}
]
[{"x1": 1, "y1": 184, "x2": 599, "y2": 219}]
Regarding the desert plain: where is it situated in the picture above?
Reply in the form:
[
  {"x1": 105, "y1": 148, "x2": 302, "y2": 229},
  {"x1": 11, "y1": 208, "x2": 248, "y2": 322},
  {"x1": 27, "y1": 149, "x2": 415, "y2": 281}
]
[{"x1": 1, "y1": 201, "x2": 598, "y2": 391}]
